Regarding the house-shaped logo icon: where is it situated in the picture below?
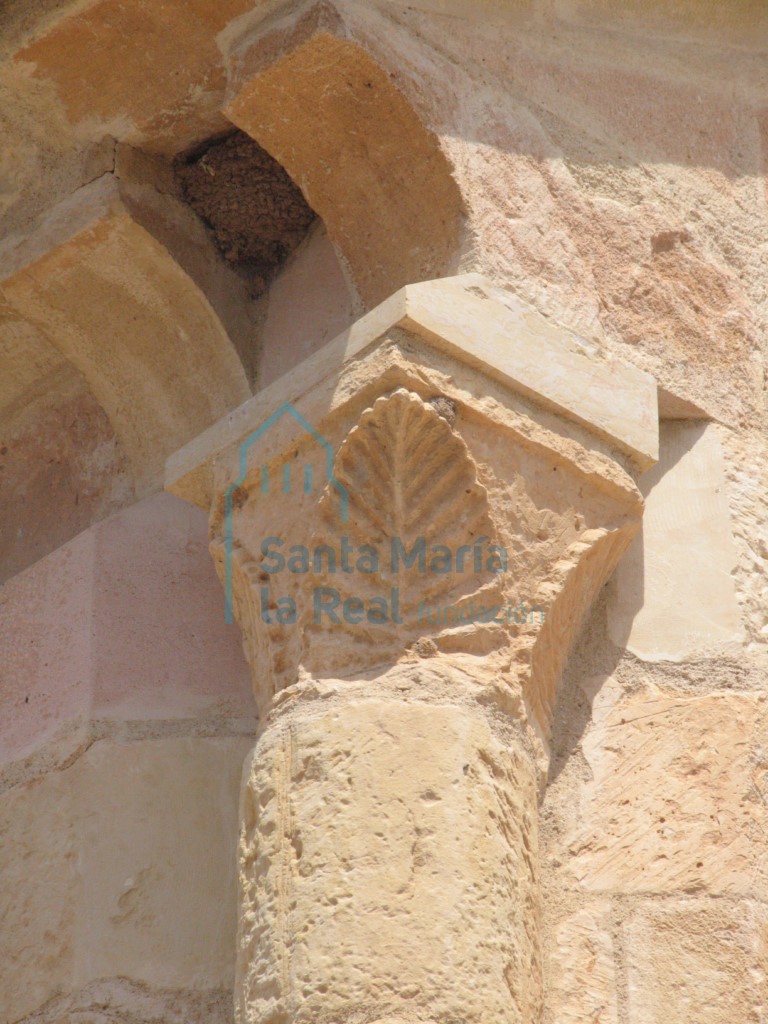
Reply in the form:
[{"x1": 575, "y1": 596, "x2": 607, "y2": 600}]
[{"x1": 224, "y1": 402, "x2": 349, "y2": 623}]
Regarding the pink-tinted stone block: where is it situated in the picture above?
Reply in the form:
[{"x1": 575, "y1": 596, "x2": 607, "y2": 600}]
[
  {"x1": 0, "y1": 491, "x2": 254, "y2": 768},
  {"x1": 0, "y1": 529, "x2": 95, "y2": 763},
  {"x1": 91, "y1": 491, "x2": 253, "y2": 719}
]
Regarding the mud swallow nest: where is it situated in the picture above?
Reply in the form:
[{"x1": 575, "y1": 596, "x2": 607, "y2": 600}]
[{"x1": 174, "y1": 130, "x2": 316, "y2": 291}]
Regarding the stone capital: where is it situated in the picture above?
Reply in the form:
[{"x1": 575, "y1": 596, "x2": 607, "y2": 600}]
[
  {"x1": 167, "y1": 273, "x2": 657, "y2": 1024},
  {"x1": 167, "y1": 273, "x2": 656, "y2": 739}
]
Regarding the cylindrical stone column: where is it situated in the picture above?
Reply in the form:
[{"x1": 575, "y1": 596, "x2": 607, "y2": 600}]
[
  {"x1": 236, "y1": 685, "x2": 542, "y2": 1024},
  {"x1": 216, "y1": 383, "x2": 642, "y2": 1024},
  {"x1": 165, "y1": 276, "x2": 653, "y2": 1024}
]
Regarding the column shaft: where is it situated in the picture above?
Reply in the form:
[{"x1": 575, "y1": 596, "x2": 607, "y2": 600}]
[{"x1": 236, "y1": 692, "x2": 541, "y2": 1024}]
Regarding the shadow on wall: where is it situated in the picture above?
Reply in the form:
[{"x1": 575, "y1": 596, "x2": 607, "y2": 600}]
[
  {"x1": 0, "y1": 365, "x2": 133, "y2": 587},
  {"x1": 548, "y1": 415, "x2": 744, "y2": 783}
]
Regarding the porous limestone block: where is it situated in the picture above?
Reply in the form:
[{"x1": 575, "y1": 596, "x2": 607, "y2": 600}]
[
  {"x1": 548, "y1": 902, "x2": 618, "y2": 1024},
  {"x1": 562, "y1": 676, "x2": 768, "y2": 897},
  {"x1": 625, "y1": 899, "x2": 768, "y2": 1024},
  {"x1": 608, "y1": 421, "x2": 743, "y2": 660},
  {"x1": 0, "y1": 736, "x2": 250, "y2": 1022},
  {"x1": 0, "y1": 766, "x2": 77, "y2": 1021},
  {"x1": 237, "y1": 698, "x2": 542, "y2": 1024},
  {"x1": 73, "y1": 737, "x2": 249, "y2": 991}
]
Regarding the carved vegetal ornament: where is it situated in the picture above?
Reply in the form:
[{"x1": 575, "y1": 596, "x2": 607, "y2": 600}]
[
  {"x1": 167, "y1": 275, "x2": 656, "y2": 1024},
  {"x1": 232, "y1": 388, "x2": 507, "y2": 680}
]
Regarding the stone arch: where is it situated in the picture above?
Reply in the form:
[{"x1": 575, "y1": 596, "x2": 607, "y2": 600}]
[
  {"x1": 223, "y1": 1, "x2": 467, "y2": 308},
  {"x1": 0, "y1": 174, "x2": 253, "y2": 497},
  {"x1": 0, "y1": 0, "x2": 469, "y2": 580}
]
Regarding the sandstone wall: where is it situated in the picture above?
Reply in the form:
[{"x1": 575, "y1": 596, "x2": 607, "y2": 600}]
[
  {"x1": 542, "y1": 419, "x2": 767, "y2": 1024},
  {"x1": 1, "y1": 2, "x2": 767, "y2": 1023},
  {"x1": 0, "y1": 494, "x2": 256, "y2": 1022}
]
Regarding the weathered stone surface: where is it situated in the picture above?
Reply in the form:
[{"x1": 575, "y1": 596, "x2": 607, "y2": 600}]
[
  {"x1": 625, "y1": 899, "x2": 768, "y2": 1024},
  {"x1": 0, "y1": 736, "x2": 249, "y2": 1023},
  {"x1": 74, "y1": 737, "x2": 248, "y2": 991},
  {"x1": 4, "y1": 4, "x2": 768, "y2": 1022},
  {"x1": 223, "y1": 4, "x2": 465, "y2": 307},
  {"x1": 0, "y1": 363, "x2": 132, "y2": 584},
  {"x1": 0, "y1": 174, "x2": 252, "y2": 493},
  {"x1": 203, "y1": 375, "x2": 642, "y2": 734},
  {"x1": 393, "y1": 276, "x2": 659, "y2": 469},
  {"x1": 167, "y1": 274, "x2": 657, "y2": 509},
  {"x1": 4, "y1": 0, "x2": 768, "y2": 441},
  {"x1": 171, "y1": 282, "x2": 650, "y2": 1024},
  {"x1": 548, "y1": 903, "x2": 618, "y2": 1024},
  {"x1": 562, "y1": 676, "x2": 768, "y2": 897},
  {"x1": 0, "y1": 764, "x2": 76, "y2": 1021},
  {"x1": 0, "y1": 491, "x2": 253, "y2": 770},
  {"x1": 11, "y1": 979, "x2": 234, "y2": 1024},
  {"x1": 420, "y1": 18, "x2": 766, "y2": 428},
  {"x1": 237, "y1": 698, "x2": 541, "y2": 1024},
  {"x1": 15, "y1": 0, "x2": 255, "y2": 154},
  {"x1": 608, "y1": 421, "x2": 743, "y2": 660}
]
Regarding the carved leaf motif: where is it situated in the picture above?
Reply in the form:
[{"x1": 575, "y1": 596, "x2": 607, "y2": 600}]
[{"x1": 301, "y1": 388, "x2": 504, "y2": 675}]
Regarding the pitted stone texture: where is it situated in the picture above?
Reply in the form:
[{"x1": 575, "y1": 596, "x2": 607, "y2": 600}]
[
  {"x1": 169, "y1": 276, "x2": 647, "y2": 744},
  {"x1": 562, "y1": 676, "x2": 768, "y2": 897},
  {"x1": 11, "y1": 979, "x2": 233, "y2": 1024},
  {"x1": 425, "y1": 24, "x2": 765, "y2": 427},
  {"x1": 236, "y1": 698, "x2": 541, "y2": 1024},
  {"x1": 608, "y1": 421, "x2": 743, "y2": 660},
  {"x1": 625, "y1": 899, "x2": 768, "y2": 1024},
  {"x1": 548, "y1": 902, "x2": 618, "y2": 1024},
  {"x1": 190, "y1": 279, "x2": 649, "y2": 1024},
  {"x1": 0, "y1": 736, "x2": 249, "y2": 1023},
  {"x1": 203, "y1": 370, "x2": 640, "y2": 734}
]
